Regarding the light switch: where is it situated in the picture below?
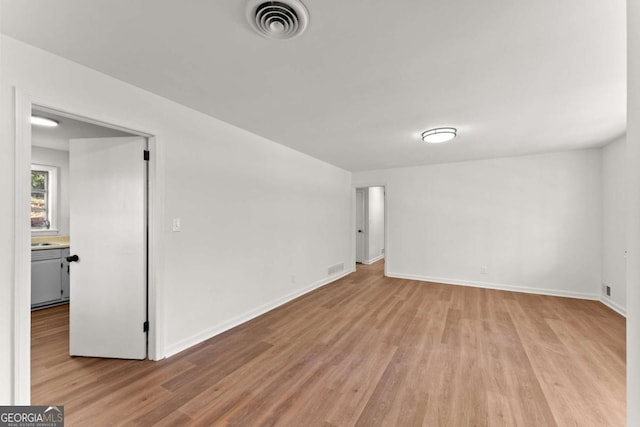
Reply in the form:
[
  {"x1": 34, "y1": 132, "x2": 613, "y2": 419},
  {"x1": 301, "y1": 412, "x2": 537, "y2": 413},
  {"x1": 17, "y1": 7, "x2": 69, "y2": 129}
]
[{"x1": 172, "y1": 218, "x2": 181, "y2": 232}]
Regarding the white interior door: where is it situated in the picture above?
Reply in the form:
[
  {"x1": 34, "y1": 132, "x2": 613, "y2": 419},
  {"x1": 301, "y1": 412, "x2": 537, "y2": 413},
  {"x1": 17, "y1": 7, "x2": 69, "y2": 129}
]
[
  {"x1": 69, "y1": 137, "x2": 147, "y2": 359},
  {"x1": 356, "y1": 189, "x2": 365, "y2": 263}
]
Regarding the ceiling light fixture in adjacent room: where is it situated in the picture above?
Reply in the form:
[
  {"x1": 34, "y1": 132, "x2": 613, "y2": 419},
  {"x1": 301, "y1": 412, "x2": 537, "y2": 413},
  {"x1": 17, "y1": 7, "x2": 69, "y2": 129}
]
[
  {"x1": 421, "y1": 127, "x2": 457, "y2": 144},
  {"x1": 30, "y1": 116, "x2": 59, "y2": 127}
]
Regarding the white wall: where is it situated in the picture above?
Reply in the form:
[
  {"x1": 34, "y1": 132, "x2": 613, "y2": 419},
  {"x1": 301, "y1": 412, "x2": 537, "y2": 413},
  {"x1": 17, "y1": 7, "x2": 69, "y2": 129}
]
[
  {"x1": 354, "y1": 150, "x2": 603, "y2": 298},
  {"x1": 627, "y1": 1, "x2": 640, "y2": 424},
  {"x1": 602, "y1": 137, "x2": 626, "y2": 314},
  {"x1": 0, "y1": 33, "x2": 9, "y2": 405},
  {"x1": 0, "y1": 35, "x2": 353, "y2": 402},
  {"x1": 367, "y1": 186, "x2": 384, "y2": 263},
  {"x1": 30, "y1": 146, "x2": 70, "y2": 236}
]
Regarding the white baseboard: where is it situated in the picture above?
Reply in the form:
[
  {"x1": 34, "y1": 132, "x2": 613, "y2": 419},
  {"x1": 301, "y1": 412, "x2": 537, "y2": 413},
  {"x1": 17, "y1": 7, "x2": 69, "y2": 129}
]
[
  {"x1": 600, "y1": 296, "x2": 626, "y2": 317},
  {"x1": 386, "y1": 272, "x2": 600, "y2": 301},
  {"x1": 164, "y1": 268, "x2": 355, "y2": 357},
  {"x1": 363, "y1": 254, "x2": 384, "y2": 265}
]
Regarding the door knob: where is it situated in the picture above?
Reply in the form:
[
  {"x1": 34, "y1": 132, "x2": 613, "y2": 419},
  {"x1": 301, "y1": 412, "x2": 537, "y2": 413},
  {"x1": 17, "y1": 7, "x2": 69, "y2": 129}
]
[
  {"x1": 66, "y1": 254, "x2": 80, "y2": 263},
  {"x1": 358, "y1": 230, "x2": 363, "y2": 233}
]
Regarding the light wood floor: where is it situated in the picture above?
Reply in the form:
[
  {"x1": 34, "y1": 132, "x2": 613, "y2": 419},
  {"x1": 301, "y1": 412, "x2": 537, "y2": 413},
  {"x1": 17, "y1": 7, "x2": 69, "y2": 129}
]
[{"x1": 32, "y1": 261, "x2": 626, "y2": 426}]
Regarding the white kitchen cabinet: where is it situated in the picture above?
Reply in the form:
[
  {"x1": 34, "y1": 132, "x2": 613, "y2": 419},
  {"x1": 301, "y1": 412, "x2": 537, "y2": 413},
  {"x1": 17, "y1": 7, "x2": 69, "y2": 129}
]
[{"x1": 31, "y1": 248, "x2": 70, "y2": 308}]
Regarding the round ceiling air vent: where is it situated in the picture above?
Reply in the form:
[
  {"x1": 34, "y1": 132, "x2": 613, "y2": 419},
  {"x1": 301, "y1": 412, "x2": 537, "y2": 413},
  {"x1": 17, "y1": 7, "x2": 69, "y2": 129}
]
[{"x1": 246, "y1": 0, "x2": 309, "y2": 40}]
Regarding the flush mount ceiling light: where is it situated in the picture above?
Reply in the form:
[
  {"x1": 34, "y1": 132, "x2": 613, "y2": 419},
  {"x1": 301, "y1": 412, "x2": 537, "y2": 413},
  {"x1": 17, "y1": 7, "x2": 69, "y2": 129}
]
[
  {"x1": 30, "y1": 116, "x2": 59, "y2": 127},
  {"x1": 246, "y1": 0, "x2": 310, "y2": 40},
  {"x1": 421, "y1": 127, "x2": 457, "y2": 144}
]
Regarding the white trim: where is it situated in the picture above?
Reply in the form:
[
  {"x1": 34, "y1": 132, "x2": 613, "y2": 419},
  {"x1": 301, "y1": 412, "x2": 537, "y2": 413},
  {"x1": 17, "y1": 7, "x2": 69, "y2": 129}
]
[
  {"x1": 31, "y1": 229, "x2": 59, "y2": 235},
  {"x1": 164, "y1": 268, "x2": 355, "y2": 357},
  {"x1": 387, "y1": 271, "x2": 600, "y2": 301},
  {"x1": 14, "y1": 88, "x2": 32, "y2": 405},
  {"x1": 12, "y1": 90, "x2": 164, "y2": 402},
  {"x1": 351, "y1": 189, "x2": 357, "y2": 266},
  {"x1": 600, "y1": 296, "x2": 627, "y2": 317},
  {"x1": 355, "y1": 188, "x2": 367, "y2": 263},
  {"x1": 33, "y1": 105, "x2": 154, "y2": 138},
  {"x1": 363, "y1": 254, "x2": 384, "y2": 265},
  {"x1": 147, "y1": 136, "x2": 165, "y2": 361}
]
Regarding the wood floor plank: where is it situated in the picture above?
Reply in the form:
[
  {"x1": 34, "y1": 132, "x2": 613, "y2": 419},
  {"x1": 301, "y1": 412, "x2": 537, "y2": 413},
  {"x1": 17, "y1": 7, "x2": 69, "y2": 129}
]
[{"x1": 31, "y1": 261, "x2": 625, "y2": 426}]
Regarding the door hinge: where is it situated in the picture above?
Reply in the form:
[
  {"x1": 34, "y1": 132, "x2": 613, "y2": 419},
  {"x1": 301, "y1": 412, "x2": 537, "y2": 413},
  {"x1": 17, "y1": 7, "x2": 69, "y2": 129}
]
[
  {"x1": 144, "y1": 150, "x2": 150, "y2": 161},
  {"x1": 143, "y1": 321, "x2": 149, "y2": 333}
]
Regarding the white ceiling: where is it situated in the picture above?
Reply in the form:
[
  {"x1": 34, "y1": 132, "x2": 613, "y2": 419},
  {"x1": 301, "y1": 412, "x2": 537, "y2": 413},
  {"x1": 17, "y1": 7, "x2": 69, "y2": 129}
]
[
  {"x1": 31, "y1": 109, "x2": 135, "y2": 151},
  {"x1": 2, "y1": 0, "x2": 626, "y2": 171}
]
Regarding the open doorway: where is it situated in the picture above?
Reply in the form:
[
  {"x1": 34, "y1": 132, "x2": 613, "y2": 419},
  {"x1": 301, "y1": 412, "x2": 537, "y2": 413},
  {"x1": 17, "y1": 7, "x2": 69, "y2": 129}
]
[
  {"x1": 30, "y1": 108, "x2": 136, "y2": 305},
  {"x1": 14, "y1": 98, "x2": 159, "y2": 404},
  {"x1": 355, "y1": 186, "x2": 385, "y2": 265}
]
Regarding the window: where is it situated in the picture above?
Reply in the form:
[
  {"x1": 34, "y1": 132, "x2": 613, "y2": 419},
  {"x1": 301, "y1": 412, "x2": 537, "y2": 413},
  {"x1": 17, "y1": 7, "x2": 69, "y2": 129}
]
[{"x1": 31, "y1": 164, "x2": 57, "y2": 231}]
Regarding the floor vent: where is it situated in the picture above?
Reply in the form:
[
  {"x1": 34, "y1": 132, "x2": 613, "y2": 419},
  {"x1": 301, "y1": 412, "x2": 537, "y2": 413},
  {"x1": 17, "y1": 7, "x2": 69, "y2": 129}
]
[{"x1": 328, "y1": 262, "x2": 345, "y2": 275}]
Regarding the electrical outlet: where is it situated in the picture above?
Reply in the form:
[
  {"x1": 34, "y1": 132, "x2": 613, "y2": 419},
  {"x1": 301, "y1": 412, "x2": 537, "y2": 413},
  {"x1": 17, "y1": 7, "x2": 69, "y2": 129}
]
[{"x1": 480, "y1": 267, "x2": 488, "y2": 275}]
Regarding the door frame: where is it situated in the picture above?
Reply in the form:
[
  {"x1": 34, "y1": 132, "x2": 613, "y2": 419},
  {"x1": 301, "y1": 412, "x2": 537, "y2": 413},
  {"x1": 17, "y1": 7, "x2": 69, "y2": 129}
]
[
  {"x1": 352, "y1": 183, "x2": 388, "y2": 276},
  {"x1": 12, "y1": 88, "x2": 165, "y2": 404},
  {"x1": 355, "y1": 188, "x2": 368, "y2": 263}
]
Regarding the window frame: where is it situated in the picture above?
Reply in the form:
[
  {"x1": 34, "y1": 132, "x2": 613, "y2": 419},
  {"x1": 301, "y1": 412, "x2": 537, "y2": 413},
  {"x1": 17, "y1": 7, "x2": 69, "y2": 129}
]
[{"x1": 30, "y1": 164, "x2": 58, "y2": 233}]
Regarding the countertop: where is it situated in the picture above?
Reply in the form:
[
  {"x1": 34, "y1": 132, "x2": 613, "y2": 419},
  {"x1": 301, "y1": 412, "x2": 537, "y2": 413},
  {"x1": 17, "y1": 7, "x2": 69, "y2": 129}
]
[{"x1": 31, "y1": 236, "x2": 70, "y2": 251}]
